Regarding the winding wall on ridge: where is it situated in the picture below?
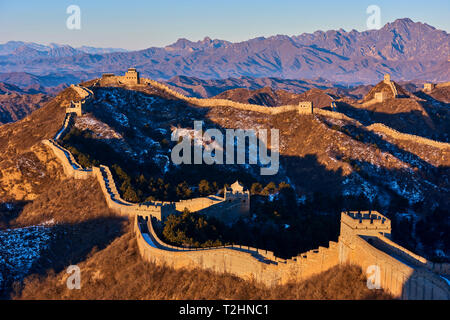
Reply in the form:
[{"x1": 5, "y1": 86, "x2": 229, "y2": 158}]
[
  {"x1": 41, "y1": 82, "x2": 450, "y2": 299},
  {"x1": 143, "y1": 78, "x2": 450, "y2": 151}
]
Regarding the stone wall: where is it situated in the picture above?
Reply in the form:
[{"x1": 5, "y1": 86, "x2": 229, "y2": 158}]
[
  {"x1": 54, "y1": 113, "x2": 74, "y2": 140},
  {"x1": 100, "y1": 73, "x2": 450, "y2": 153},
  {"x1": 142, "y1": 78, "x2": 314, "y2": 115},
  {"x1": 41, "y1": 81, "x2": 450, "y2": 299},
  {"x1": 42, "y1": 139, "x2": 93, "y2": 180},
  {"x1": 367, "y1": 123, "x2": 450, "y2": 150},
  {"x1": 134, "y1": 210, "x2": 449, "y2": 298},
  {"x1": 436, "y1": 82, "x2": 450, "y2": 88},
  {"x1": 44, "y1": 134, "x2": 250, "y2": 221},
  {"x1": 134, "y1": 215, "x2": 340, "y2": 286},
  {"x1": 314, "y1": 108, "x2": 358, "y2": 122},
  {"x1": 338, "y1": 211, "x2": 449, "y2": 299},
  {"x1": 340, "y1": 234, "x2": 449, "y2": 299},
  {"x1": 65, "y1": 85, "x2": 93, "y2": 116}
]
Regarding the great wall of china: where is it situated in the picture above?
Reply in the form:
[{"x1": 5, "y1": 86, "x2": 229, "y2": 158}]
[
  {"x1": 99, "y1": 69, "x2": 450, "y2": 150},
  {"x1": 40, "y1": 71, "x2": 450, "y2": 299}
]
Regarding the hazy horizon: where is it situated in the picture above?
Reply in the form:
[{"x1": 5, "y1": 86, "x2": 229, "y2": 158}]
[
  {"x1": 1, "y1": 0, "x2": 449, "y2": 50},
  {"x1": 1, "y1": 17, "x2": 449, "y2": 53}
]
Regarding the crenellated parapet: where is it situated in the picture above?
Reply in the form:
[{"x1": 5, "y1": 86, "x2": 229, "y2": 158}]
[
  {"x1": 40, "y1": 80, "x2": 450, "y2": 299},
  {"x1": 134, "y1": 209, "x2": 450, "y2": 298},
  {"x1": 340, "y1": 210, "x2": 391, "y2": 238}
]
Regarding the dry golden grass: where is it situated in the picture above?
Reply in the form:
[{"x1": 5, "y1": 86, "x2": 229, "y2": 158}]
[
  {"x1": 13, "y1": 176, "x2": 115, "y2": 227},
  {"x1": 14, "y1": 223, "x2": 392, "y2": 300}
]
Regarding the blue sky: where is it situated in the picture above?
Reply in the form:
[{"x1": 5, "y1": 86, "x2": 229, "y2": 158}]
[{"x1": 1, "y1": 0, "x2": 449, "y2": 50}]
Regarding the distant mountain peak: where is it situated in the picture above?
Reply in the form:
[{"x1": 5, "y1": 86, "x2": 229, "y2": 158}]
[{"x1": 1, "y1": 18, "x2": 448, "y2": 84}]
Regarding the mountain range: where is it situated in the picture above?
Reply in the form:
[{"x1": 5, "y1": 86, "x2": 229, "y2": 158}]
[
  {"x1": 0, "y1": 18, "x2": 448, "y2": 85},
  {"x1": 0, "y1": 41, "x2": 127, "y2": 57}
]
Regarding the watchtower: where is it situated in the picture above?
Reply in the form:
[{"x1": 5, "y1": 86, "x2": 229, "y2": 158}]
[
  {"x1": 383, "y1": 74, "x2": 391, "y2": 84},
  {"x1": 423, "y1": 83, "x2": 436, "y2": 92},
  {"x1": 224, "y1": 181, "x2": 250, "y2": 215},
  {"x1": 66, "y1": 101, "x2": 83, "y2": 116},
  {"x1": 298, "y1": 101, "x2": 313, "y2": 114},
  {"x1": 374, "y1": 91, "x2": 387, "y2": 102},
  {"x1": 124, "y1": 68, "x2": 140, "y2": 84},
  {"x1": 340, "y1": 210, "x2": 391, "y2": 240}
]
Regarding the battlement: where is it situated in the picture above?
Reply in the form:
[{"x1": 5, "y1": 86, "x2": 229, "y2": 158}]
[
  {"x1": 342, "y1": 210, "x2": 391, "y2": 227},
  {"x1": 123, "y1": 67, "x2": 140, "y2": 84},
  {"x1": 298, "y1": 101, "x2": 313, "y2": 114},
  {"x1": 340, "y1": 210, "x2": 391, "y2": 238}
]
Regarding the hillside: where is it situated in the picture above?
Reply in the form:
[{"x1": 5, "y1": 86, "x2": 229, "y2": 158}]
[
  {"x1": 0, "y1": 78, "x2": 449, "y2": 299},
  {"x1": 333, "y1": 81, "x2": 450, "y2": 141},
  {"x1": 165, "y1": 75, "x2": 342, "y2": 98},
  {"x1": 49, "y1": 81, "x2": 450, "y2": 258},
  {"x1": 13, "y1": 224, "x2": 391, "y2": 300},
  {"x1": 214, "y1": 87, "x2": 333, "y2": 108},
  {"x1": 0, "y1": 82, "x2": 50, "y2": 124}
]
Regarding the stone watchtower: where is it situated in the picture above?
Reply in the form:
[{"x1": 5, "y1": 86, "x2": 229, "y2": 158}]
[
  {"x1": 374, "y1": 74, "x2": 398, "y2": 102},
  {"x1": 338, "y1": 210, "x2": 391, "y2": 263},
  {"x1": 224, "y1": 181, "x2": 250, "y2": 216},
  {"x1": 123, "y1": 68, "x2": 140, "y2": 84},
  {"x1": 340, "y1": 210, "x2": 391, "y2": 240},
  {"x1": 374, "y1": 91, "x2": 387, "y2": 102},
  {"x1": 423, "y1": 83, "x2": 436, "y2": 92},
  {"x1": 298, "y1": 101, "x2": 313, "y2": 114}
]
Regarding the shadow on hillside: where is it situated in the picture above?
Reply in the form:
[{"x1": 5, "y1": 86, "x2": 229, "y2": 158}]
[
  {"x1": 346, "y1": 157, "x2": 450, "y2": 254},
  {"x1": 0, "y1": 201, "x2": 30, "y2": 229},
  {"x1": 75, "y1": 85, "x2": 448, "y2": 206},
  {"x1": 58, "y1": 85, "x2": 448, "y2": 260},
  {"x1": 320, "y1": 118, "x2": 442, "y2": 169},
  {"x1": 279, "y1": 154, "x2": 344, "y2": 196},
  {"x1": 334, "y1": 101, "x2": 446, "y2": 141},
  {"x1": 414, "y1": 91, "x2": 450, "y2": 107},
  {"x1": 2, "y1": 216, "x2": 126, "y2": 299}
]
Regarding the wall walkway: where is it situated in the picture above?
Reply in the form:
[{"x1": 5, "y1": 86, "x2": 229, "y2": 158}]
[{"x1": 40, "y1": 82, "x2": 449, "y2": 299}]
